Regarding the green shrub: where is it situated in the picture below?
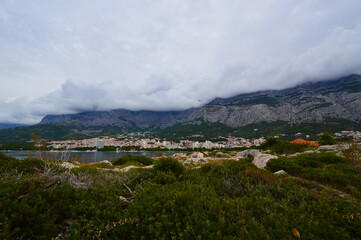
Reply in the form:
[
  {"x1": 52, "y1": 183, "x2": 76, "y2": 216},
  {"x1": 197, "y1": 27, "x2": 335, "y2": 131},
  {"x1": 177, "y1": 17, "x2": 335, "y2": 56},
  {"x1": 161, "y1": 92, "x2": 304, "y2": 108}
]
[
  {"x1": 271, "y1": 141, "x2": 304, "y2": 154},
  {"x1": 0, "y1": 153, "x2": 45, "y2": 175},
  {"x1": 112, "y1": 154, "x2": 153, "y2": 166},
  {"x1": 319, "y1": 132, "x2": 337, "y2": 145},
  {"x1": 296, "y1": 152, "x2": 346, "y2": 164},
  {"x1": 295, "y1": 157, "x2": 324, "y2": 168},
  {"x1": 260, "y1": 137, "x2": 305, "y2": 154},
  {"x1": 154, "y1": 172, "x2": 177, "y2": 184},
  {"x1": 266, "y1": 157, "x2": 302, "y2": 174},
  {"x1": 153, "y1": 157, "x2": 185, "y2": 177},
  {"x1": 1, "y1": 152, "x2": 361, "y2": 239}
]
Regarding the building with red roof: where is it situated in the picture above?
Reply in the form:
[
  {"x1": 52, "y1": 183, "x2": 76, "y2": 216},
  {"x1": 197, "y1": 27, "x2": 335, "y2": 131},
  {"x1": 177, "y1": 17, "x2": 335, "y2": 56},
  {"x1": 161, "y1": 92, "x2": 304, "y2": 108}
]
[{"x1": 291, "y1": 139, "x2": 319, "y2": 146}]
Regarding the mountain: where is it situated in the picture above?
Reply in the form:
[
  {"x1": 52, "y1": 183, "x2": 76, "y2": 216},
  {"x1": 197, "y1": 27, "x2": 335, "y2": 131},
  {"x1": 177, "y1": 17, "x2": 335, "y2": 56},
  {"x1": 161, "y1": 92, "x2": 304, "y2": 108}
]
[
  {"x1": 194, "y1": 74, "x2": 361, "y2": 127},
  {"x1": 1, "y1": 74, "x2": 360, "y2": 142},
  {"x1": 41, "y1": 74, "x2": 361, "y2": 128}
]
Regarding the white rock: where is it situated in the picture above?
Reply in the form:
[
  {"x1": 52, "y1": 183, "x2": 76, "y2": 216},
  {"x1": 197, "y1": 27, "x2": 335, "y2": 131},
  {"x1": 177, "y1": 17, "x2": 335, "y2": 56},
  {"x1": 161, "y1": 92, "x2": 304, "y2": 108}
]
[
  {"x1": 100, "y1": 160, "x2": 112, "y2": 166},
  {"x1": 183, "y1": 159, "x2": 193, "y2": 165},
  {"x1": 119, "y1": 196, "x2": 129, "y2": 203},
  {"x1": 318, "y1": 145, "x2": 338, "y2": 151},
  {"x1": 304, "y1": 150, "x2": 316, "y2": 154},
  {"x1": 119, "y1": 165, "x2": 154, "y2": 172},
  {"x1": 120, "y1": 165, "x2": 139, "y2": 172},
  {"x1": 274, "y1": 170, "x2": 287, "y2": 175},
  {"x1": 173, "y1": 153, "x2": 186, "y2": 158},
  {"x1": 236, "y1": 149, "x2": 262, "y2": 159},
  {"x1": 189, "y1": 152, "x2": 204, "y2": 159},
  {"x1": 60, "y1": 162, "x2": 79, "y2": 170},
  {"x1": 196, "y1": 158, "x2": 208, "y2": 163},
  {"x1": 252, "y1": 154, "x2": 278, "y2": 169}
]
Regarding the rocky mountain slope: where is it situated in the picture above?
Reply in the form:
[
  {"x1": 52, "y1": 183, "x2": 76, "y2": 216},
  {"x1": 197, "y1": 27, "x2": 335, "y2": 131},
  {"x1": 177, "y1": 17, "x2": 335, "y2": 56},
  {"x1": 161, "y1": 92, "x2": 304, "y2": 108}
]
[{"x1": 40, "y1": 74, "x2": 361, "y2": 129}]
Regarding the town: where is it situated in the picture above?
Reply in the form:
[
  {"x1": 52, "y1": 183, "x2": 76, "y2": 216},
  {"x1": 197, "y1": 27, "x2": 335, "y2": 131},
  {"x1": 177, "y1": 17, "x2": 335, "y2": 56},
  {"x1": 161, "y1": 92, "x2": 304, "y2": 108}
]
[
  {"x1": 49, "y1": 134, "x2": 263, "y2": 150},
  {"x1": 48, "y1": 130, "x2": 361, "y2": 151}
]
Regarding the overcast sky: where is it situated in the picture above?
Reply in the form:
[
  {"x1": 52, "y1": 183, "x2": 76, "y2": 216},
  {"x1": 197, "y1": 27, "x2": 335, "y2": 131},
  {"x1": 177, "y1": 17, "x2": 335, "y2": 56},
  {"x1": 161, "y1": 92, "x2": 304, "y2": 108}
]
[{"x1": 1, "y1": 0, "x2": 361, "y2": 124}]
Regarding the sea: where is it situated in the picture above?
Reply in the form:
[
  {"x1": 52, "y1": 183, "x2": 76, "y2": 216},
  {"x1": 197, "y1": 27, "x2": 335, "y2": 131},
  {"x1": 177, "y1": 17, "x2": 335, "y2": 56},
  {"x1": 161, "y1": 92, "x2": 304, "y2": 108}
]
[{"x1": 2, "y1": 151, "x2": 178, "y2": 163}]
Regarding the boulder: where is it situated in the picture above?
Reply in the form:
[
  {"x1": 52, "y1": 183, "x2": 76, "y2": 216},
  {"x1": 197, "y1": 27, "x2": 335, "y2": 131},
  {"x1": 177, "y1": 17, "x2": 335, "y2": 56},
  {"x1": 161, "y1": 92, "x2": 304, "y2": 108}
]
[
  {"x1": 318, "y1": 145, "x2": 338, "y2": 151},
  {"x1": 183, "y1": 158, "x2": 208, "y2": 165},
  {"x1": 236, "y1": 149, "x2": 262, "y2": 159},
  {"x1": 60, "y1": 162, "x2": 79, "y2": 170},
  {"x1": 173, "y1": 153, "x2": 186, "y2": 158},
  {"x1": 274, "y1": 170, "x2": 287, "y2": 175},
  {"x1": 183, "y1": 159, "x2": 193, "y2": 165},
  {"x1": 196, "y1": 158, "x2": 208, "y2": 164},
  {"x1": 252, "y1": 154, "x2": 277, "y2": 169},
  {"x1": 100, "y1": 160, "x2": 112, "y2": 166},
  {"x1": 189, "y1": 152, "x2": 204, "y2": 159}
]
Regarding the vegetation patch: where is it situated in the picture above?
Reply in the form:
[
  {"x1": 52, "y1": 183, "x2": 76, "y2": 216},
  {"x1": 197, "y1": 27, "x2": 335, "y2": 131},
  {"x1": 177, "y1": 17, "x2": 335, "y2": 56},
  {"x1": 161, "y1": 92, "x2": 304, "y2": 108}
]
[
  {"x1": 1, "y1": 153, "x2": 361, "y2": 239},
  {"x1": 112, "y1": 154, "x2": 153, "y2": 166}
]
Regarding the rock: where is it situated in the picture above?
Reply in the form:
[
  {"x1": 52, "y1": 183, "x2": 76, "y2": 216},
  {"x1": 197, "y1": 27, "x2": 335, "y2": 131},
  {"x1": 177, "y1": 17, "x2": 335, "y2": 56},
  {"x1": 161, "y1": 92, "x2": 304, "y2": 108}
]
[
  {"x1": 197, "y1": 158, "x2": 208, "y2": 163},
  {"x1": 119, "y1": 165, "x2": 154, "y2": 172},
  {"x1": 236, "y1": 149, "x2": 262, "y2": 159},
  {"x1": 318, "y1": 145, "x2": 338, "y2": 151},
  {"x1": 183, "y1": 158, "x2": 208, "y2": 165},
  {"x1": 100, "y1": 160, "x2": 112, "y2": 166},
  {"x1": 183, "y1": 159, "x2": 193, "y2": 165},
  {"x1": 120, "y1": 165, "x2": 139, "y2": 172},
  {"x1": 119, "y1": 196, "x2": 130, "y2": 203},
  {"x1": 288, "y1": 153, "x2": 301, "y2": 157},
  {"x1": 274, "y1": 170, "x2": 287, "y2": 175},
  {"x1": 102, "y1": 168, "x2": 120, "y2": 172},
  {"x1": 252, "y1": 154, "x2": 277, "y2": 169},
  {"x1": 189, "y1": 152, "x2": 204, "y2": 159},
  {"x1": 60, "y1": 162, "x2": 79, "y2": 170},
  {"x1": 173, "y1": 153, "x2": 186, "y2": 158}
]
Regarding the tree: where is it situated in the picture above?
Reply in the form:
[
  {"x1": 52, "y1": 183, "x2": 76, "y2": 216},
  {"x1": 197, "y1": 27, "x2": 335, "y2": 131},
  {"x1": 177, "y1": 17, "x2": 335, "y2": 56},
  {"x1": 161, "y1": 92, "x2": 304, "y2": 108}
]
[{"x1": 318, "y1": 132, "x2": 336, "y2": 145}]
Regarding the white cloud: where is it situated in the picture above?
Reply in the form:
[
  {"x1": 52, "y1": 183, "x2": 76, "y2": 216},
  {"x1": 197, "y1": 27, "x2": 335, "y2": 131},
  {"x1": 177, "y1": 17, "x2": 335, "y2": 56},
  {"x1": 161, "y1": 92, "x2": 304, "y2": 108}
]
[{"x1": 1, "y1": 0, "x2": 361, "y2": 123}]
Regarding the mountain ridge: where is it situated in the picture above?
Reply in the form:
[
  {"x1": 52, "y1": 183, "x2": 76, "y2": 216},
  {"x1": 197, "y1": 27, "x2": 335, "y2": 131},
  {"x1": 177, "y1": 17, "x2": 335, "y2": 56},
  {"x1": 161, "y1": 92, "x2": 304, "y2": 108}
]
[{"x1": 40, "y1": 74, "x2": 361, "y2": 129}]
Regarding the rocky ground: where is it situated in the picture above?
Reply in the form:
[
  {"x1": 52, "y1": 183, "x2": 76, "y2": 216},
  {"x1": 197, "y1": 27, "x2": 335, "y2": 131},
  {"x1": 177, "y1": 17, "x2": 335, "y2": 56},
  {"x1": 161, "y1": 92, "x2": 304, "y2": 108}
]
[{"x1": 59, "y1": 143, "x2": 361, "y2": 176}]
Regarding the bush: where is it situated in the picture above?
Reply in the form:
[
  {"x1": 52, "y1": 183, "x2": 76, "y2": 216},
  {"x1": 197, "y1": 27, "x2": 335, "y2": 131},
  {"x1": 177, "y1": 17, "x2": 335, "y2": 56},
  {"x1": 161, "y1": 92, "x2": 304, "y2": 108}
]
[
  {"x1": 319, "y1": 132, "x2": 336, "y2": 145},
  {"x1": 154, "y1": 172, "x2": 177, "y2": 184},
  {"x1": 0, "y1": 153, "x2": 45, "y2": 175},
  {"x1": 296, "y1": 152, "x2": 346, "y2": 164},
  {"x1": 266, "y1": 157, "x2": 302, "y2": 175},
  {"x1": 112, "y1": 154, "x2": 153, "y2": 166},
  {"x1": 1, "y1": 152, "x2": 361, "y2": 239},
  {"x1": 271, "y1": 141, "x2": 304, "y2": 154},
  {"x1": 153, "y1": 157, "x2": 185, "y2": 177},
  {"x1": 260, "y1": 137, "x2": 304, "y2": 154}
]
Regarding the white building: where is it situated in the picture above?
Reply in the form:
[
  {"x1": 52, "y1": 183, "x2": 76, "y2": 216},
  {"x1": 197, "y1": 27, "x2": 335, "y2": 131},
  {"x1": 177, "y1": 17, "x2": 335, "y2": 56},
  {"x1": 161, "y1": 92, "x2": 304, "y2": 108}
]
[{"x1": 94, "y1": 140, "x2": 104, "y2": 149}]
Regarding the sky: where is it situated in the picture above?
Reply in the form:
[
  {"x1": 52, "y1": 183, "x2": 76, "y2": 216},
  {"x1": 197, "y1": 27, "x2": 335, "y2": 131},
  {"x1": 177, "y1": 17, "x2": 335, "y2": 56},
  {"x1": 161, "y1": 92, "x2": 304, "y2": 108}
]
[{"x1": 1, "y1": 0, "x2": 361, "y2": 124}]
